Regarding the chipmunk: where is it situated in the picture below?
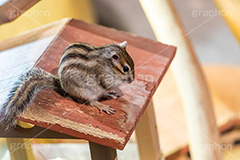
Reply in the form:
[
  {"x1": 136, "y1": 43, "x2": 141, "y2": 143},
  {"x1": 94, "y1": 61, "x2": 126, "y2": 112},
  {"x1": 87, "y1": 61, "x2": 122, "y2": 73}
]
[{"x1": 0, "y1": 41, "x2": 135, "y2": 131}]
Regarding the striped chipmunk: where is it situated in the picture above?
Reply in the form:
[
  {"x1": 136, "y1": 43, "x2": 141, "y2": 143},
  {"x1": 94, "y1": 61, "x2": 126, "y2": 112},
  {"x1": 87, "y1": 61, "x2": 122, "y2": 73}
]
[{"x1": 0, "y1": 41, "x2": 135, "y2": 131}]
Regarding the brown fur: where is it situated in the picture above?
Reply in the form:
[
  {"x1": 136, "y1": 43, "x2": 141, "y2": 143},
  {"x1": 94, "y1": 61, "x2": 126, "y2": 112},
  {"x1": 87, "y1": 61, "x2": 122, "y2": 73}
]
[{"x1": 0, "y1": 42, "x2": 135, "y2": 131}]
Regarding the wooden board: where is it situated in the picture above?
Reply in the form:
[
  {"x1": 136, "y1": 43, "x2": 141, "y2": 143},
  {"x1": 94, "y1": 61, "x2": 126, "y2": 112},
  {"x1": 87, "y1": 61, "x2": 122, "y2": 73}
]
[{"x1": 0, "y1": 18, "x2": 176, "y2": 150}]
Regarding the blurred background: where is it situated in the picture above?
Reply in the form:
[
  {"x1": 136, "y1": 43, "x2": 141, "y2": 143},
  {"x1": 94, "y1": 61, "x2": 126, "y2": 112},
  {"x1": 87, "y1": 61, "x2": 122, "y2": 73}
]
[{"x1": 0, "y1": 0, "x2": 240, "y2": 159}]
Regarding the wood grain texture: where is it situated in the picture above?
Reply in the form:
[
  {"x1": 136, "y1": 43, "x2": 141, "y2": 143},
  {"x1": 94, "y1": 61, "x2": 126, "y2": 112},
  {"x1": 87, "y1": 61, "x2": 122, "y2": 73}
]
[{"x1": 0, "y1": 18, "x2": 176, "y2": 150}]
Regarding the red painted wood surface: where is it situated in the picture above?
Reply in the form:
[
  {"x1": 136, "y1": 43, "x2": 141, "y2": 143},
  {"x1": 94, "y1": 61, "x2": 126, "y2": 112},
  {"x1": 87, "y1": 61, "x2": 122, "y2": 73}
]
[{"x1": 0, "y1": 19, "x2": 176, "y2": 150}]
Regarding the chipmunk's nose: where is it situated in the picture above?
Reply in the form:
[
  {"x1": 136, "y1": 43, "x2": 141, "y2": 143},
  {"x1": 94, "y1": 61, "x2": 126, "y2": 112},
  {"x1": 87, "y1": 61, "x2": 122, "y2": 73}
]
[{"x1": 127, "y1": 76, "x2": 134, "y2": 83}]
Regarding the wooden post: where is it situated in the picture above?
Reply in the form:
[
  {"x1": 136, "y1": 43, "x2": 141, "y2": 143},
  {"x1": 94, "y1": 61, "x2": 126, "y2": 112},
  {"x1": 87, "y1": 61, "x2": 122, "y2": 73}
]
[
  {"x1": 139, "y1": 0, "x2": 222, "y2": 159},
  {"x1": 0, "y1": 0, "x2": 40, "y2": 25},
  {"x1": 136, "y1": 101, "x2": 164, "y2": 160},
  {"x1": 6, "y1": 138, "x2": 35, "y2": 160},
  {"x1": 89, "y1": 142, "x2": 117, "y2": 160}
]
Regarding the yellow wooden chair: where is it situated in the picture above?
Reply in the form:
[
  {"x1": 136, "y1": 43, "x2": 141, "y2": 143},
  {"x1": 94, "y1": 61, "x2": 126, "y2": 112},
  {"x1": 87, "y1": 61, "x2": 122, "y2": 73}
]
[{"x1": 214, "y1": 0, "x2": 240, "y2": 43}]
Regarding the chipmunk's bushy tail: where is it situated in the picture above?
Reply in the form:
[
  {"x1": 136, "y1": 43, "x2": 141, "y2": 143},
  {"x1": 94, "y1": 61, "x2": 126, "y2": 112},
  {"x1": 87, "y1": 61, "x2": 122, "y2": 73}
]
[{"x1": 0, "y1": 68, "x2": 59, "y2": 131}]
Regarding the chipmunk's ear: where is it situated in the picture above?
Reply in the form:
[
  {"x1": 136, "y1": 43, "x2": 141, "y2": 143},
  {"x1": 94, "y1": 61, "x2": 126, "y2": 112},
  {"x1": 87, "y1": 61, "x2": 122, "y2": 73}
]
[{"x1": 117, "y1": 41, "x2": 127, "y2": 49}]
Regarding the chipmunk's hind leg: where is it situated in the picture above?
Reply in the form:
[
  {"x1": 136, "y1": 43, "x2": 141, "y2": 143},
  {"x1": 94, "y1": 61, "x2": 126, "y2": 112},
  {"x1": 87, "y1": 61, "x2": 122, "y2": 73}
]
[{"x1": 90, "y1": 101, "x2": 116, "y2": 115}]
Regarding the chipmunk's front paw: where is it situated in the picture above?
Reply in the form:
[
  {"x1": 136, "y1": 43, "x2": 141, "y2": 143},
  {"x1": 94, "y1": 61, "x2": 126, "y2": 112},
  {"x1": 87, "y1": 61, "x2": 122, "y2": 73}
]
[
  {"x1": 107, "y1": 90, "x2": 120, "y2": 100},
  {"x1": 90, "y1": 101, "x2": 116, "y2": 115}
]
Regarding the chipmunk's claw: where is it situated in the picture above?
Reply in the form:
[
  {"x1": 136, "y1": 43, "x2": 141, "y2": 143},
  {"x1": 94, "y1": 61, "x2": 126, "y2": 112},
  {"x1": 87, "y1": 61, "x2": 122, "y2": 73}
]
[
  {"x1": 107, "y1": 90, "x2": 120, "y2": 100},
  {"x1": 90, "y1": 101, "x2": 116, "y2": 115},
  {"x1": 98, "y1": 105, "x2": 116, "y2": 115}
]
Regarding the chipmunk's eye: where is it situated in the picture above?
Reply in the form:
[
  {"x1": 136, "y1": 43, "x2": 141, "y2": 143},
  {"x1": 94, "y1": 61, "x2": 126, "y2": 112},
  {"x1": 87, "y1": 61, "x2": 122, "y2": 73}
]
[
  {"x1": 123, "y1": 66, "x2": 129, "y2": 72},
  {"x1": 112, "y1": 55, "x2": 119, "y2": 60}
]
